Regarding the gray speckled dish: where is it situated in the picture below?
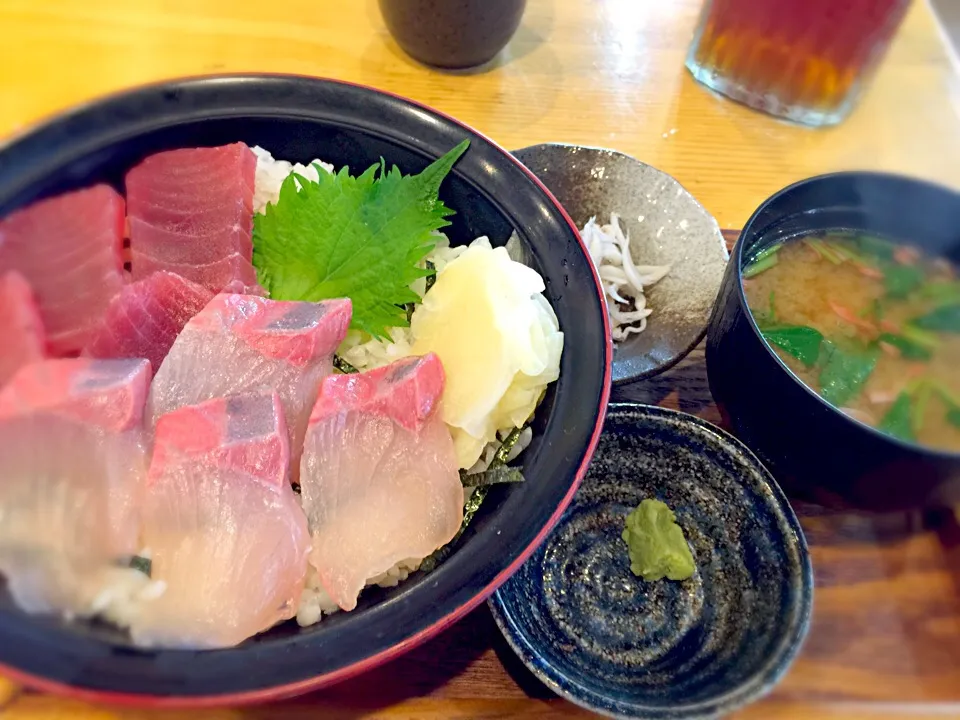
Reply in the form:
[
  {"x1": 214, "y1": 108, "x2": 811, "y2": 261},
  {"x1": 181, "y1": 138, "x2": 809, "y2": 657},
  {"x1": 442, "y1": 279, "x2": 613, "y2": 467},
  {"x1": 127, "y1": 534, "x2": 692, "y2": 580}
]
[
  {"x1": 512, "y1": 144, "x2": 728, "y2": 384},
  {"x1": 488, "y1": 403, "x2": 813, "y2": 720}
]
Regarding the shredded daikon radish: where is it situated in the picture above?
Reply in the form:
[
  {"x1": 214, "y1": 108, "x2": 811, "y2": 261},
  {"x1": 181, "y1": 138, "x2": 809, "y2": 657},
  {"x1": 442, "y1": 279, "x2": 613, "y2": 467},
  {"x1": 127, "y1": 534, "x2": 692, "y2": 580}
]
[{"x1": 580, "y1": 214, "x2": 671, "y2": 341}]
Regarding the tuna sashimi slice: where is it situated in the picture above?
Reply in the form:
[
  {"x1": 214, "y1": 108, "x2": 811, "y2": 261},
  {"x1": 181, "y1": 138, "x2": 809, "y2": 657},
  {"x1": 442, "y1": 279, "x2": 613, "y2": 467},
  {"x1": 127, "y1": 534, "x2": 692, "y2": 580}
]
[
  {"x1": 130, "y1": 248, "x2": 259, "y2": 294},
  {"x1": 0, "y1": 185, "x2": 126, "y2": 355},
  {"x1": 0, "y1": 358, "x2": 150, "y2": 615},
  {"x1": 149, "y1": 294, "x2": 352, "y2": 477},
  {"x1": 83, "y1": 271, "x2": 214, "y2": 374},
  {"x1": 299, "y1": 354, "x2": 463, "y2": 612},
  {"x1": 130, "y1": 391, "x2": 309, "y2": 649},
  {"x1": 126, "y1": 143, "x2": 256, "y2": 274},
  {"x1": 0, "y1": 271, "x2": 46, "y2": 386}
]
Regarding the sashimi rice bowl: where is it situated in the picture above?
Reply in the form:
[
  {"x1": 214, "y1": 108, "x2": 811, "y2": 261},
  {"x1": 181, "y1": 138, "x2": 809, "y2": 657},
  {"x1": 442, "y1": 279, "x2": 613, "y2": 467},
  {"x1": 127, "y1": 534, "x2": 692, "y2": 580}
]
[{"x1": 0, "y1": 138, "x2": 567, "y2": 650}]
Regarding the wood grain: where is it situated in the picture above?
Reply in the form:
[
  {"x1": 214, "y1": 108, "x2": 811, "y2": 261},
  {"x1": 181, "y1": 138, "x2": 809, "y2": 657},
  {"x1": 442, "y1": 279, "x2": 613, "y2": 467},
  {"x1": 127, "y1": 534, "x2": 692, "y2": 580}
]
[
  {"x1": 1, "y1": 0, "x2": 959, "y2": 717},
  {"x1": 1, "y1": 0, "x2": 960, "y2": 231}
]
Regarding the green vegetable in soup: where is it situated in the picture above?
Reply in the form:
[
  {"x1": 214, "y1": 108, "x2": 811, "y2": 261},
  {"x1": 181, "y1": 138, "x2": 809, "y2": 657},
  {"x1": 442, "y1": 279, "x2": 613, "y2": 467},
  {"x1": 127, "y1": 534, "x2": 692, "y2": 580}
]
[
  {"x1": 883, "y1": 264, "x2": 926, "y2": 299},
  {"x1": 947, "y1": 407, "x2": 960, "y2": 430},
  {"x1": 743, "y1": 253, "x2": 778, "y2": 278},
  {"x1": 860, "y1": 298, "x2": 884, "y2": 322},
  {"x1": 913, "y1": 382, "x2": 935, "y2": 434},
  {"x1": 930, "y1": 383, "x2": 960, "y2": 430},
  {"x1": 621, "y1": 499, "x2": 696, "y2": 582},
  {"x1": 911, "y1": 304, "x2": 960, "y2": 333},
  {"x1": 804, "y1": 238, "x2": 843, "y2": 264},
  {"x1": 899, "y1": 324, "x2": 941, "y2": 350},
  {"x1": 744, "y1": 231, "x2": 960, "y2": 452},
  {"x1": 877, "y1": 332, "x2": 933, "y2": 361},
  {"x1": 855, "y1": 234, "x2": 897, "y2": 263},
  {"x1": 919, "y1": 280, "x2": 960, "y2": 305},
  {"x1": 827, "y1": 240, "x2": 878, "y2": 269},
  {"x1": 818, "y1": 341, "x2": 879, "y2": 407},
  {"x1": 752, "y1": 291, "x2": 778, "y2": 326},
  {"x1": 744, "y1": 245, "x2": 781, "y2": 278},
  {"x1": 878, "y1": 392, "x2": 916, "y2": 442},
  {"x1": 760, "y1": 324, "x2": 824, "y2": 368}
]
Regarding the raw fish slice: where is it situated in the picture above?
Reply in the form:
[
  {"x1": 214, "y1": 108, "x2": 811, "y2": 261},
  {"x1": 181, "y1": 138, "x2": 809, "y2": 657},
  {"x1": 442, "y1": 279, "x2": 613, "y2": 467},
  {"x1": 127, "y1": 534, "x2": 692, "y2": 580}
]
[
  {"x1": 220, "y1": 278, "x2": 268, "y2": 296},
  {"x1": 84, "y1": 271, "x2": 214, "y2": 374},
  {"x1": 0, "y1": 358, "x2": 149, "y2": 615},
  {"x1": 126, "y1": 143, "x2": 256, "y2": 269},
  {"x1": 130, "y1": 248, "x2": 258, "y2": 293},
  {"x1": 131, "y1": 391, "x2": 309, "y2": 649},
  {"x1": 0, "y1": 271, "x2": 46, "y2": 386},
  {"x1": 0, "y1": 185, "x2": 126, "y2": 355},
  {"x1": 300, "y1": 354, "x2": 463, "y2": 611},
  {"x1": 127, "y1": 219, "x2": 253, "y2": 266},
  {"x1": 149, "y1": 294, "x2": 352, "y2": 476}
]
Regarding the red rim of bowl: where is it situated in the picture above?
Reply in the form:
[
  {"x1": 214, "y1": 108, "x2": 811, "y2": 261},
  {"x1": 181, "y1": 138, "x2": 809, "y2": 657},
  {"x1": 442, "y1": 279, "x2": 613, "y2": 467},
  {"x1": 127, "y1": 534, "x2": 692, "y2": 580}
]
[{"x1": 0, "y1": 74, "x2": 613, "y2": 708}]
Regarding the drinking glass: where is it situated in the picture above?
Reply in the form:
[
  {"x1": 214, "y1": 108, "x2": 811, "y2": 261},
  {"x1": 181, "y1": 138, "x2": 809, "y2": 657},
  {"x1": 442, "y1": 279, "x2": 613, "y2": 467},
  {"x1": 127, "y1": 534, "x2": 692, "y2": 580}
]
[{"x1": 685, "y1": 0, "x2": 912, "y2": 127}]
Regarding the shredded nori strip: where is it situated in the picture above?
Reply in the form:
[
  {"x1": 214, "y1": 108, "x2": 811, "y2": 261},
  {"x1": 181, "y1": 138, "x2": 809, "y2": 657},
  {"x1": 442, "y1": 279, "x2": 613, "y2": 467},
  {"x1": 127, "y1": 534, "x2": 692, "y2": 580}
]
[
  {"x1": 128, "y1": 556, "x2": 152, "y2": 577},
  {"x1": 405, "y1": 262, "x2": 438, "y2": 323},
  {"x1": 420, "y1": 426, "x2": 528, "y2": 573},
  {"x1": 425, "y1": 260, "x2": 437, "y2": 293},
  {"x1": 420, "y1": 486, "x2": 490, "y2": 573},
  {"x1": 333, "y1": 355, "x2": 359, "y2": 374},
  {"x1": 493, "y1": 426, "x2": 525, "y2": 465},
  {"x1": 460, "y1": 466, "x2": 525, "y2": 488}
]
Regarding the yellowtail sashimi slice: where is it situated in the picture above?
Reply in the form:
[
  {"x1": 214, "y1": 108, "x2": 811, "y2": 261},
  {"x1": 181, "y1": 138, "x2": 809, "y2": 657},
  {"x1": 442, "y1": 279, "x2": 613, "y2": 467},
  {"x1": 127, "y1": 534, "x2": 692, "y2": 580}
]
[
  {"x1": 300, "y1": 354, "x2": 463, "y2": 612},
  {"x1": 131, "y1": 391, "x2": 309, "y2": 649},
  {"x1": 148, "y1": 294, "x2": 352, "y2": 479},
  {"x1": 0, "y1": 358, "x2": 150, "y2": 615}
]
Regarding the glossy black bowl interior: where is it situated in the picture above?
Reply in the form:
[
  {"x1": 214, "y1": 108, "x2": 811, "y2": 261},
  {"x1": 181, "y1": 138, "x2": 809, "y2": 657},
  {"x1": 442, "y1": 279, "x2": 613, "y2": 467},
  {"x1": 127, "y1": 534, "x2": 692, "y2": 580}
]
[
  {"x1": 0, "y1": 75, "x2": 611, "y2": 703},
  {"x1": 706, "y1": 172, "x2": 960, "y2": 511}
]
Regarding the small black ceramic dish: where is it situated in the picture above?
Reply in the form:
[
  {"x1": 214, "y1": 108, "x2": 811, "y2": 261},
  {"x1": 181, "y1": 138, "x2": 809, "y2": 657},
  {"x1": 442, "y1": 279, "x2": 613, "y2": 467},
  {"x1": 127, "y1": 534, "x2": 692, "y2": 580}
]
[
  {"x1": 706, "y1": 172, "x2": 960, "y2": 511},
  {"x1": 488, "y1": 403, "x2": 812, "y2": 720},
  {"x1": 0, "y1": 75, "x2": 611, "y2": 706},
  {"x1": 513, "y1": 144, "x2": 729, "y2": 385}
]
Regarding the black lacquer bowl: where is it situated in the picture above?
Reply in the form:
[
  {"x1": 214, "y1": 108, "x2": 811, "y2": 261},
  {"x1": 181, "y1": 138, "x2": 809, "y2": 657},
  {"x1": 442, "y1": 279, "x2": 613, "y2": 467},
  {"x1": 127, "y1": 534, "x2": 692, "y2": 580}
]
[
  {"x1": 489, "y1": 403, "x2": 812, "y2": 720},
  {"x1": 706, "y1": 172, "x2": 960, "y2": 511},
  {"x1": 0, "y1": 75, "x2": 611, "y2": 706}
]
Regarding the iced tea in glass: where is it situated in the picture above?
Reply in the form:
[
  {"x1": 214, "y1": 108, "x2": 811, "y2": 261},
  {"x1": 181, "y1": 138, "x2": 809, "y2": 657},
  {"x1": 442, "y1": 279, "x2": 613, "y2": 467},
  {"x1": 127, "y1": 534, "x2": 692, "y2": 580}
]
[{"x1": 686, "y1": 0, "x2": 912, "y2": 126}]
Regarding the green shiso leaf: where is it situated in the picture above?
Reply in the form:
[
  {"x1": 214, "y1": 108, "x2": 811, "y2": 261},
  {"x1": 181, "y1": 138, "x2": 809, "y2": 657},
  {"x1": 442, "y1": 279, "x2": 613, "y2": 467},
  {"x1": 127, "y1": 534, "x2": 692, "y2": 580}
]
[{"x1": 252, "y1": 140, "x2": 469, "y2": 339}]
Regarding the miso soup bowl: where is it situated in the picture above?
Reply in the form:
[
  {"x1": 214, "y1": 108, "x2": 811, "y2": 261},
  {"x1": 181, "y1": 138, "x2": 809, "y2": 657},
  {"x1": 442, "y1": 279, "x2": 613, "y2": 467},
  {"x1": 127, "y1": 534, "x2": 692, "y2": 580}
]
[{"x1": 706, "y1": 172, "x2": 960, "y2": 511}]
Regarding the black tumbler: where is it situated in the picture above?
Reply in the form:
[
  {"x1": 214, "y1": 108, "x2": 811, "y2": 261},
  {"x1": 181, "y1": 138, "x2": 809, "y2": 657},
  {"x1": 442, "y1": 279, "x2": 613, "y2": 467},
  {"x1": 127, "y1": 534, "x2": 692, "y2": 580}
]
[{"x1": 379, "y1": 0, "x2": 527, "y2": 69}]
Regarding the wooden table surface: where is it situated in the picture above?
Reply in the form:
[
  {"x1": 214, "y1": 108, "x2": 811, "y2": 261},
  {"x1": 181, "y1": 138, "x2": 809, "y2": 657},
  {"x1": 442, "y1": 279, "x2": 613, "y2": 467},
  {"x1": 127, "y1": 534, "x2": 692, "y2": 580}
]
[{"x1": 2, "y1": 0, "x2": 960, "y2": 718}]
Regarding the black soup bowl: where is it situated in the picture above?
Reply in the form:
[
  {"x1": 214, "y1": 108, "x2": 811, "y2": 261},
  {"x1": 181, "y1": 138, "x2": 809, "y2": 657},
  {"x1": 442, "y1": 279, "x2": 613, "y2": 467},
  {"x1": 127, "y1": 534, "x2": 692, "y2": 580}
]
[
  {"x1": 0, "y1": 75, "x2": 612, "y2": 705},
  {"x1": 706, "y1": 172, "x2": 960, "y2": 511}
]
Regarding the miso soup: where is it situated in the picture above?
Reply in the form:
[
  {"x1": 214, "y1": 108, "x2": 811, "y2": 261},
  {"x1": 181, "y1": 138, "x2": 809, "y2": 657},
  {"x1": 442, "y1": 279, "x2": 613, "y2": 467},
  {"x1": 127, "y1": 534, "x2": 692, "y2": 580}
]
[{"x1": 743, "y1": 231, "x2": 960, "y2": 453}]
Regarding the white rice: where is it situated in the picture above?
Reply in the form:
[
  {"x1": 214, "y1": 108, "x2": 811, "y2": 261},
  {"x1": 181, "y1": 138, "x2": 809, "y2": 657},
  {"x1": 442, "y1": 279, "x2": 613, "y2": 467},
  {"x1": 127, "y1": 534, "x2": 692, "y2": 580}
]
[
  {"x1": 580, "y1": 214, "x2": 670, "y2": 341},
  {"x1": 251, "y1": 146, "x2": 334, "y2": 214}
]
